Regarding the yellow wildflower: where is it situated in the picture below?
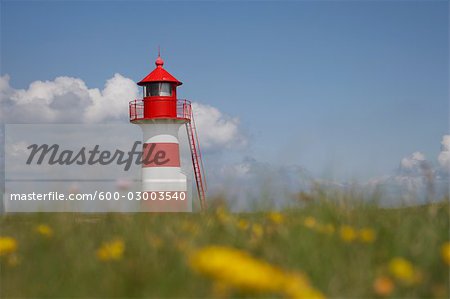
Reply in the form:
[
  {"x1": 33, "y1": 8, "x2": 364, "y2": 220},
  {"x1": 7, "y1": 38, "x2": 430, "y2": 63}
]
[
  {"x1": 0, "y1": 237, "x2": 17, "y2": 256},
  {"x1": 268, "y1": 212, "x2": 284, "y2": 224},
  {"x1": 237, "y1": 219, "x2": 249, "y2": 230},
  {"x1": 359, "y1": 228, "x2": 376, "y2": 243},
  {"x1": 252, "y1": 224, "x2": 264, "y2": 238},
  {"x1": 284, "y1": 273, "x2": 325, "y2": 299},
  {"x1": 303, "y1": 217, "x2": 316, "y2": 229},
  {"x1": 36, "y1": 224, "x2": 53, "y2": 237},
  {"x1": 373, "y1": 276, "x2": 394, "y2": 296},
  {"x1": 189, "y1": 246, "x2": 324, "y2": 299},
  {"x1": 339, "y1": 225, "x2": 356, "y2": 242},
  {"x1": 190, "y1": 246, "x2": 285, "y2": 292},
  {"x1": 441, "y1": 241, "x2": 450, "y2": 266},
  {"x1": 96, "y1": 239, "x2": 124, "y2": 261},
  {"x1": 389, "y1": 257, "x2": 417, "y2": 284}
]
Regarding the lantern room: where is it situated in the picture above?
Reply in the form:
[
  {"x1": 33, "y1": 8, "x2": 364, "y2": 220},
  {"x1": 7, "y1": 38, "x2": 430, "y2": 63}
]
[
  {"x1": 137, "y1": 55, "x2": 182, "y2": 98},
  {"x1": 129, "y1": 54, "x2": 191, "y2": 122}
]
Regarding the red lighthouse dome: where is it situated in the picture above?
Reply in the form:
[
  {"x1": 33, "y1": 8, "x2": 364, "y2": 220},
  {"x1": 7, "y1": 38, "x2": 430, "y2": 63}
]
[
  {"x1": 130, "y1": 54, "x2": 190, "y2": 122},
  {"x1": 137, "y1": 55, "x2": 182, "y2": 87}
]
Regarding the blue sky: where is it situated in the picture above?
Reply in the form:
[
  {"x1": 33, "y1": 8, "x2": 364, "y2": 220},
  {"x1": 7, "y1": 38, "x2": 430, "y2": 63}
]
[{"x1": 1, "y1": 1, "x2": 448, "y2": 181}]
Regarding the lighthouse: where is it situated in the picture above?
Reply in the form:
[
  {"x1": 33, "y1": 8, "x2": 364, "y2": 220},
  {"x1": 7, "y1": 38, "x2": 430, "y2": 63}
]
[{"x1": 129, "y1": 53, "x2": 207, "y2": 212}]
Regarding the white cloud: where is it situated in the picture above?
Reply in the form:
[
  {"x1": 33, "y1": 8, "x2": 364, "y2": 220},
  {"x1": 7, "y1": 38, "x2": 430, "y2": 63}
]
[
  {"x1": 191, "y1": 102, "x2": 247, "y2": 151},
  {"x1": 366, "y1": 136, "x2": 449, "y2": 205},
  {"x1": 0, "y1": 74, "x2": 247, "y2": 150},
  {"x1": 84, "y1": 74, "x2": 139, "y2": 122},
  {"x1": 0, "y1": 74, "x2": 138, "y2": 123},
  {"x1": 400, "y1": 151, "x2": 426, "y2": 171},
  {"x1": 438, "y1": 135, "x2": 450, "y2": 170}
]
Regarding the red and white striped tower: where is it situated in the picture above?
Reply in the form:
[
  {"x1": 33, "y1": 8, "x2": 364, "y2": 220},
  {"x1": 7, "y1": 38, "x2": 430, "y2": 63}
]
[{"x1": 129, "y1": 53, "x2": 207, "y2": 212}]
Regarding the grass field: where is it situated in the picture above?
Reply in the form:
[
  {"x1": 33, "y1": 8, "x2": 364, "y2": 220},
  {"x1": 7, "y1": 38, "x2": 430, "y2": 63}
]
[{"x1": 0, "y1": 196, "x2": 449, "y2": 298}]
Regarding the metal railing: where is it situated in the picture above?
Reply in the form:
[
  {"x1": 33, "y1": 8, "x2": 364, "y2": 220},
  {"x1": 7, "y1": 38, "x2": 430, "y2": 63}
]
[{"x1": 129, "y1": 99, "x2": 192, "y2": 121}]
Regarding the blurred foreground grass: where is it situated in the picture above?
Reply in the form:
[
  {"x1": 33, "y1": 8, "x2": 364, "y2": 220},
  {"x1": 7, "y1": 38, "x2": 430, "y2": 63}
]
[{"x1": 1, "y1": 199, "x2": 449, "y2": 298}]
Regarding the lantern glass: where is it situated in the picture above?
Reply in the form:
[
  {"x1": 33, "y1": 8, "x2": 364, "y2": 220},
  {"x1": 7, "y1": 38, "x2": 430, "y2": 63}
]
[{"x1": 145, "y1": 83, "x2": 172, "y2": 97}]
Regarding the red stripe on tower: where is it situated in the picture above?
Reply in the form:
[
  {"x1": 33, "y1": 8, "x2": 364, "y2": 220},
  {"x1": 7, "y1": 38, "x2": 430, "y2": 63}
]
[{"x1": 142, "y1": 143, "x2": 180, "y2": 167}]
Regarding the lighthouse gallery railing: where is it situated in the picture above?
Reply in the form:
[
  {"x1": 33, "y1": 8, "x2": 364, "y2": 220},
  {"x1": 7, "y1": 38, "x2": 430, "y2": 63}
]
[{"x1": 129, "y1": 99, "x2": 192, "y2": 122}]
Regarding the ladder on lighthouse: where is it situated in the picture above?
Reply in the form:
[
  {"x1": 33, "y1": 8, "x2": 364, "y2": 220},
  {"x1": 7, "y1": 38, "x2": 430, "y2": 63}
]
[{"x1": 186, "y1": 109, "x2": 207, "y2": 211}]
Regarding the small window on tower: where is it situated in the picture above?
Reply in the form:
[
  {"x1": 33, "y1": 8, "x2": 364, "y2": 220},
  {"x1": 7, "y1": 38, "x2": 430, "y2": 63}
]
[{"x1": 145, "y1": 83, "x2": 172, "y2": 97}]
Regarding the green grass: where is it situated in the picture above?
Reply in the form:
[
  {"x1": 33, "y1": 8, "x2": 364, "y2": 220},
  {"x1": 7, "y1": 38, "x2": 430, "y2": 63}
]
[{"x1": 0, "y1": 199, "x2": 448, "y2": 298}]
